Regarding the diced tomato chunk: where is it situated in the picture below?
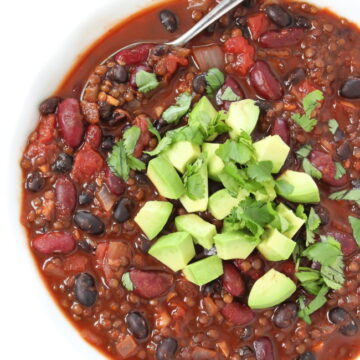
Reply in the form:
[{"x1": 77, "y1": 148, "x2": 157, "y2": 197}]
[
  {"x1": 247, "y1": 13, "x2": 270, "y2": 40},
  {"x1": 38, "y1": 114, "x2": 56, "y2": 144},
  {"x1": 293, "y1": 79, "x2": 323, "y2": 104},
  {"x1": 164, "y1": 54, "x2": 189, "y2": 80},
  {"x1": 133, "y1": 115, "x2": 151, "y2": 158},
  {"x1": 64, "y1": 254, "x2": 89, "y2": 272},
  {"x1": 71, "y1": 147, "x2": 104, "y2": 183},
  {"x1": 224, "y1": 36, "x2": 255, "y2": 76}
]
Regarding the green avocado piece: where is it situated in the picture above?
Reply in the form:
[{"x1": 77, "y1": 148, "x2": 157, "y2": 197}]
[
  {"x1": 254, "y1": 135, "x2": 290, "y2": 173},
  {"x1": 134, "y1": 201, "x2": 173, "y2": 240},
  {"x1": 208, "y1": 188, "x2": 249, "y2": 220},
  {"x1": 254, "y1": 181, "x2": 277, "y2": 202},
  {"x1": 257, "y1": 228, "x2": 296, "y2": 261},
  {"x1": 147, "y1": 156, "x2": 185, "y2": 199},
  {"x1": 214, "y1": 231, "x2": 258, "y2": 260},
  {"x1": 175, "y1": 214, "x2": 216, "y2": 250},
  {"x1": 148, "y1": 232, "x2": 195, "y2": 272},
  {"x1": 277, "y1": 170, "x2": 320, "y2": 203},
  {"x1": 183, "y1": 255, "x2": 223, "y2": 286},
  {"x1": 276, "y1": 203, "x2": 305, "y2": 239},
  {"x1": 202, "y1": 143, "x2": 224, "y2": 182},
  {"x1": 180, "y1": 160, "x2": 209, "y2": 213},
  {"x1": 248, "y1": 269, "x2": 296, "y2": 309},
  {"x1": 164, "y1": 141, "x2": 201, "y2": 173},
  {"x1": 226, "y1": 99, "x2": 260, "y2": 138}
]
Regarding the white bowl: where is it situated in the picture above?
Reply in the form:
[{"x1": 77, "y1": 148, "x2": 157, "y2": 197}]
[{"x1": 3, "y1": 0, "x2": 360, "y2": 358}]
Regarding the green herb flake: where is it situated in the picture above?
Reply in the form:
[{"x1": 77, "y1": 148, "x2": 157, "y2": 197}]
[
  {"x1": 292, "y1": 90, "x2": 324, "y2": 132},
  {"x1": 305, "y1": 207, "x2": 321, "y2": 246},
  {"x1": 162, "y1": 92, "x2": 192, "y2": 124},
  {"x1": 302, "y1": 158, "x2": 322, "y2": 180},
  {"x1": 220, "y1": 87, "x2": 241, "y2": 102},
  {"x1": 246, "y1": 161, "x2": 273, "y2": 182},
  {"x1": 328, "y1": 119, "x2": 339, "y2": 135},
  {"x1": 205, "y1": 68, "x2": 225, "y2": 95},
  {"x1": 135, "y1": 70, "x2": 159, "y2": 93},
  {"x1": 182, "y1": 155, "x2": 206, "y2": 200},
  {"x1": 275, "y1": 180, "x2": 294, "y2": 196},
  {"x1": 123, "y1": 126, "x2": 141, "y2": 155},
  {"x1": 121, "y1": 272, "x2": 134, "y2": 291},
  {"x1": 329, "y1": 188, "x2": 360, "y2": 204},
  {"x1": 146, "y1": 118, "x2": 161, "y2": 142},
  {"x1": 349, "y1": 216, "x2": 360, "y2": 247},
  {"x1": 334, "y1": 162, "x2": 346, "y2": 180},
  {"x1": 296, "y1": 144, "x2": 312, "y2": 159}
]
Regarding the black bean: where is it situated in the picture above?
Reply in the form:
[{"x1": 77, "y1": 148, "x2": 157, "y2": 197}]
[
  {"x1": 109, "y1": 109, "x2": 130, "y2": 127},
  {"x1": 273, "y1": 302, "x2": 298, "y2": 328},
  {"x1": 74, "y1": 211, "x2": 105, "y2": 235},
  {"x1": 340, "y1": 78, "x2": 360, "y2": 99},
  {"x1": 266, "y1": 5, "x2": 292, "y2": 28},
  {"x1": 206, "y1": 22, "x2": 217, "y2": 35},
  {"x1": 328, "y1": 307, "x2": 349, "y2": 324},
  {"x1": 113, "y1": 197, "x2": 133, "y2": 223},
  {"x1": 352, "y1": 179, "x2": 360, "y2": 188},
  {"x1": 139, "y1": 153, "x2": 152, "y2": 166},
  {"x1": 314, "y1": 205, "x2": 330, "y2": 226},
  {"x1": 334, "y1": 128, "x2": 345, "y2": 142},
  {"x1": 99, "y1": 102, "x2": 114, "y2": 121},
  {"x1": 74, "y1": 273, "x2": 97, "y2": 307},
  {"x1": 39, "y1": 97, "x2": 61, "y2": 115},
  {"x1": 293, "y1": 16, "x2": 312, "y2": 29},
  {"x1": 159, "y1": 10, "x2": 178, "y2": 33},
  {"x1": 202, "y1": 279, "x2": 221, "y2": 296},
  {"x1": 106, "y1": 64, "x2": 128, "y2": 83},
  {"x1": 192, "y1": 74, "x2": 206, "y2": 94},
  {"x1": 156, "y1": 338, "x2": 178, "y2": 360},
  {"x1": 239, "y1": 326, "x2": 253, "y2": 340},
  {"x1": 136, "y1": 235, "x2": 152, "y2": 253},
  {"x1": 26, "y1": 172, "x2": 45, "y2": 192},
  {"x1": 242, "y1": 0, "x2": 253, "y2": 8},
  {"x1": 284, "y1": 68, "x2": 306, "y2": 88},
  {"x1": 337, "y1": 142, "x2": 352, "y2": 160},
  {"x1": 238, "y1": 346, "x2": 253, "y2": 356},
  {"x1": 340, "y1": 320, "x2": 358, "y2": 336},
  {"x1": 78, "y1": 238, "x2": 97, "y2": 253},
  {"x1": 126, "y1": 312, "x2": 149, "y2": 339},
  {"x1": 52, "y1": 152, "x2": 73, "y2": 173},
  {"x1": 209, "y1": 180, "x2": 223, "y2": 196},
  {"x1": 101, "y1": 135, "x2": 115, "y2": 152},
  {"x1": 135, "y1": 172, "x2": 149, "y2": 185},
  {"x1": 234, "y1": 16, "x2": 251, "y2": 39},
  {"x1": 255, "y1": 99, "x2": 272, "y2": 112},
  {"x1": 297, "y1": 352, "x2": 316, "y2": 360},
  {"x1": 78, "y1": 192, "x2": 94, "y2": 206},
  {"x1": 151, "y1": 44, "x2": 170, "y2": 57}
]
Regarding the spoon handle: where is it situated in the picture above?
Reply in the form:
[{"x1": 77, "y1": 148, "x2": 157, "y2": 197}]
[{"x1": 167, "y1": 0, "x2": 244, "y2": 47}]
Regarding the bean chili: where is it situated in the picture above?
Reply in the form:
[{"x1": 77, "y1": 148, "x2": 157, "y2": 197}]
[{"x1": 20, "y1": 1, "x2": 360, "y2": 360}]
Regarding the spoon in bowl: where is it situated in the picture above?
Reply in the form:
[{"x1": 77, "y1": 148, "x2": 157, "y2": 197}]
[{"x1": 81, "y1": 0, "x2": 244, "y2": 99}]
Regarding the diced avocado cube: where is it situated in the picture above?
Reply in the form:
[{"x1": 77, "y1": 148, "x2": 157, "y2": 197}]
[
  {"x1": 208, "y1": 188, "x2": 249, "y2": 220},
  {"x1": 164, "y1": 141, "x2": 201, "y2": 173},
  {"x1": 180, "y1": 160, "x2": 208, "y2": 213},
  {"x1": 276, "y1": 203, "x2": 305, "y2": 239},
  {"x1": 134, "y1": 201, "x2": 173, "y2": 240},
  {"x1": 175, "y1": 214, "x2": 216, "y2": 250},
  {"x1": 183, "y1": 256, "x2": 223, "y2": 286},
  {"x1": 257, "y1": 228, "x2": 296, "y2": 261},
  {"x1": 202, "y1": 143, "x2": 224, "y2": 182},
  {"x1": 214, "y1": 231, "x2": 257, "y2": 260},
  {"x1": 254, "y1": 135, "x2": 290, "y2": 173},
  {"x1": 188, "y1": 96, "x2": 218, "y2": 128},
  {"x1": 226, "y1": 99, "x2": 260, "y2": 138},
  {"x1": 149, "y1": 232, "x2": 195, "y2": 272},
  {"x1": 254, "y1": 181, "x2": 277, "y2": 202},
  {"x1": 248, "y1": 269, "x2": 296, "y2": 309},
  {"x1": 147, "y1": 157, "x2": 185, "y2": 199},
  {"x1": 277, "y1": 170, "x2": 320, "y2": 203}
]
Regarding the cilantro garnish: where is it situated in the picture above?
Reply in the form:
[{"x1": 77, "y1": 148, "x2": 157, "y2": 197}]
[
  {"x1": 145, "y1": 118, "x2": 161, "y2": 142},
  {"x1": 162, "y1": 92, "x2": 192, "y2": 124},
  {"x1": 349, "y1": 216, "x2": 360, "y2": 247},
  {"x1": 275, "y1": 180, "x2": 294, "y2": 197},
  {"x1": 328, "y1": 119, "x2": 339, "y2": 135},
  {"x1": 135, "y1": 70, "x2": 159, "y2": 93},
  {"x1": 182, "y1": 155, "x2": 206, "y2": 200},
  {"x1": 302, "y1": 158, "x2": 322, "y2": 180},
  {"x1": 292, "y1": 90, "x2": 324, "y2": 132},
  {"x1": 220, "y1": 87, "x2": 241, "y2": 102},
  {"x1": 305, "y1": 208, "x2": 321, "y2": 246},
  {"x1": 329, "y1": 188, "x2": 360, "y2": 204},
  {"x1": 121, "y1": 272, "x2": 134, "y2": 291},
  {"x1": 205, "y1": 68, "x2": 225, "y2": 95},
  {"x1": 123, "y1": 126, "x2": 140, "y2": 155},
  {"x1": 296, "y1": 144, "x2": 312, "y2": 158},
  {"x1": 334, "y1": 162, "x2": 346, "y2": 180},
  {"x1": 246, "y1": 161, "x2": 273, "y2": 182}
]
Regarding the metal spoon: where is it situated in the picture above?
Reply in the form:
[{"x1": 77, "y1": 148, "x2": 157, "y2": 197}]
[{"x1": 81, "y1": 0, "x2": 244, "y2": 99}]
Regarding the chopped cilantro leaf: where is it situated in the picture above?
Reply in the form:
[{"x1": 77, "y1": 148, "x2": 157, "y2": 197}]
[
  {"x1": 275, "y1": 180, "x2": 294, "y2": 196},
  {"x1": 123, "y1": 126, "x2": 140, "y2": 155},
  {"x1": 182, "y1": 155, "x2": 206, "y2": 200},
  {"x1": 121, "y1": 272, "x2": 134, "y2": 291},
  {"x1": 296, "y1": 204, "x2": 307, "y2": 221},
  {"x1": 220, "y1": 87, "x2": 241, "y2": 102},
  {"x1": 305, "y1": 207, "x2": 321, "y2": 246},
  {"x1": 328, "y1": 119, "x2": 339, "y2": 135},
  {"x1": 205, "y1": 68, "x2": 225, "y2": 95},
  {"x1": 162, "y1": 92, "x2": 192, "y2": 124},
  {"x1": 349, "y1": 216, "x2": 360, "y2": 247},
  {"x1": 302, "y1": 239, "x2": 341, "y2": 266},
  {"x1": 246, "y1": 161, "x2": 273, "y2": 182},
  {"x1": 321, "y1": 255, "x2": 344, "y2": 290},
  {"x1": 296, "y1": 144, "x2": 312, "y2": 158},
  {"x1": 292, "y1": 90, "x2": 324, "y2": 132},
  {"x1": 302, "y1": 158, "x2": 322, "y2": 180},
  {"x1": 145, "y1": 118, "x2": 161, "y2": 142},
  {"x1": 334, "y1": 162, "x2": 346, "y2": 180},
  {"x1": 329, "y1": 188, "x2": 360, "y2": 203},
  {"x1": 135, "y1": 70, "x2": 159, "y2": 93}
]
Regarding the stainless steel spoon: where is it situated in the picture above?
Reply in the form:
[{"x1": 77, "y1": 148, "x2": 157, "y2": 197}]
[{"x1": 81, "y1": 0, "x2": 244, "y2": 99}]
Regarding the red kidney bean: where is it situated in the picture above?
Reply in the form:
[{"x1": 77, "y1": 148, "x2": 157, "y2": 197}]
[
  {"x1": 216, "y1": 75, "x2": 244, "y2": 110},
  {"x1": 309, "y1": 151, "x2": 348, "y2": 187},
  {"x1": 259, "y1": 28, "x2": 305, "y2": 48},
  {"x1": 276, "y1": 260, "x2": 295, "y2": 278},
  {"x1": 221, "y1": 302, "x2": 255, "y2": 325},
  {"x1": 129, "y1": 269, "x2": 173, "y2": 299},
  {"x1": 327, "y1": 231, "x2": 357, "y2": 256},
  {"x1": 250, "y1": 61, "x2": 283, "y2": 101},
  {"x1": 271, "y1": 118, "x2": 289, "y2": 144},
  {"x1": 84, "y1": 124, "x2": 102, "y2": 149},
  {"x1": 32, "y1": 231, "x2": 76, "y2": 254},
  {"x1": 253, "y1": 337, "x2": 274, "y2": 360},
  {"x1": 105, "y1": 167, "x2": 126, "y2": 196},
  {"x1": 57, "y1": 98, "x2": 84, "y2": 148},
  {"x1": 222, "y1": 263, "x2": 246, "y2": 297},
  {"x1": 115, "y1": 44, "x2": 154, "y2": 65},
  {"x1": 55, "y1": 177, "x2": 77, "y2": 219},
  {"x1": 133, "y1": 115, "x2": 151, "y2": 157}
]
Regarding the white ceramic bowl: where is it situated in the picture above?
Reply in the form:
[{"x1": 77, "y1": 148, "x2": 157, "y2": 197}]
[{"x1": 3, "y1": 0, "x2": 360, "y2": 358}]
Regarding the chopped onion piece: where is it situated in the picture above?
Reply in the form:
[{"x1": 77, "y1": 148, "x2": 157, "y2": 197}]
[
  {"x1": 96, "y1": 185, "x2": 117, "y2": 212},
  {"x1": 192, "y1": 44, "x2": 225, "y2": 72}
]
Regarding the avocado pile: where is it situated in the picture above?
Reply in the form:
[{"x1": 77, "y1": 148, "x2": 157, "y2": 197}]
[{"x1": 133, "y1": 96, "x2": 320, "y2": 310}]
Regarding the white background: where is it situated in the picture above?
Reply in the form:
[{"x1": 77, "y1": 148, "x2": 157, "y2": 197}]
[{"x1": 1, "y1": 0, "x2": 360, "y2": 359}]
